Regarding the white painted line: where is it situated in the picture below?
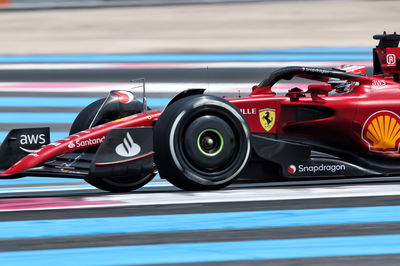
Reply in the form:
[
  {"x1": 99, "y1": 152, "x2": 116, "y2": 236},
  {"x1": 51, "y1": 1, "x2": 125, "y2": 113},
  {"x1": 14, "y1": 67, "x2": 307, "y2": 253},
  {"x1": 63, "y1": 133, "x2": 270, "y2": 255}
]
[
  {"x1": 0, "y1": 181, "x2": 172, "y2": 194},
  {"x1": 0, "y1": 82, "x2": 298, "y2": 93},
  {"x1": 0, "y1": 185, "x2": 95, "y2": 194},
  {"x1": 0, "y1": 61, "x2": 372, "y2": 70},
  {"x1": 1, "y1": 183, "x2": 400, "y2": 212},
  {"x1": 105, "y1": 183, "x2": 400, "y2": 206}
]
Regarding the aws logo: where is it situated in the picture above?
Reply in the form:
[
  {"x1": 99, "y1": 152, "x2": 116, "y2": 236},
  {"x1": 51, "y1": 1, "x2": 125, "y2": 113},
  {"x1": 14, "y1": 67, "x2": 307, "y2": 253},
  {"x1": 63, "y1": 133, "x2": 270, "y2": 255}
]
[
  {"x1": 19, "y1": 134, "x2": 46, "y2": 153},
  {"x1": 362, "y1": 110, "x2": 400, "y2": 153}
]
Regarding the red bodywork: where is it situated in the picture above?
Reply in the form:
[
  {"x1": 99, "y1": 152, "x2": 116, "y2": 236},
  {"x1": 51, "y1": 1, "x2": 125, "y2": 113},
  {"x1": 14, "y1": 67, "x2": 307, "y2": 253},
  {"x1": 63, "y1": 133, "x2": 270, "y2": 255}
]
[
  {"x1": 1, "y1": 33, "x2": 400, "y2": 178},
  {"x1": 232, "y1": 75, "x2": 400, "y2": 158},
  {"x1": 0, "y1": 111, "x2": 161, "y2": 176}
]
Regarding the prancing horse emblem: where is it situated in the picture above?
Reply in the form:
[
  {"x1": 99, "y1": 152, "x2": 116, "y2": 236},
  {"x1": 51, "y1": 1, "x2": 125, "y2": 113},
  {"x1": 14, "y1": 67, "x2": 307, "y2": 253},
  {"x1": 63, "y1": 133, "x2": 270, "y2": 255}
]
[{"x1": 259, "y1": 108, "x2": 276, "y2": 132}]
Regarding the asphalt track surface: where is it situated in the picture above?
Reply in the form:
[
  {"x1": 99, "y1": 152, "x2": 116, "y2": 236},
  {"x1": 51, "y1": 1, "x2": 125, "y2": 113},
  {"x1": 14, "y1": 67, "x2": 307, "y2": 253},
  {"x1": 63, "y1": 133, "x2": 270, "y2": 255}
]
[{"x1": 1, "y1": 50, "x2": 400, "y2": 265}]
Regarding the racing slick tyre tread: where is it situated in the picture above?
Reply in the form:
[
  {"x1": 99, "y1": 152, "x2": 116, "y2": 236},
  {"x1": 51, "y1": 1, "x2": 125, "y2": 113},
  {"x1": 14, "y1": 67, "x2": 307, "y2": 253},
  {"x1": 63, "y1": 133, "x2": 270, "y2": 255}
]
[
  {"x1": 154, "y1": 95, "x2": 251, "y2": 191},
  {"x1": 69, "y1": 98, "x2": 105, "y2": 135},
  {"x1": 69, "y1": 98, "x2": 146, "y2": 135},
  {"x1": 85, "y1": 172, "x2": 156, "y2": 193},
  {"x1": 70, "y1": 97, "x2": 155, "y2": 193}
]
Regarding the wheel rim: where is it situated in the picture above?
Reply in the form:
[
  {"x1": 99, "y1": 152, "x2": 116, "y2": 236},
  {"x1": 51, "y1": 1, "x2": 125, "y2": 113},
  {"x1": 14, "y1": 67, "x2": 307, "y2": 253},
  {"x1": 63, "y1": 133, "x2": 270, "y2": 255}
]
[
  {"x1": 155, "y1": 95, "x2": 252, "y2": 187},
  {"x1": 181, "y1": 115, "x2": 239, "y2": 176},
  {"x1": 197, "y1": 129, "x2": 224, "y2": 156}
]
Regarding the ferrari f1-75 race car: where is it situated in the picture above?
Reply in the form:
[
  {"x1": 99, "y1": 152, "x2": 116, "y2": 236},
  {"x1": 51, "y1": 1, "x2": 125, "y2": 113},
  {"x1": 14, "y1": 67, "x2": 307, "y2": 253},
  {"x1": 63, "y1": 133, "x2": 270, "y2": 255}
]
[{"x1": 1, "y1": 33, "x2": 400, "y2": 192}]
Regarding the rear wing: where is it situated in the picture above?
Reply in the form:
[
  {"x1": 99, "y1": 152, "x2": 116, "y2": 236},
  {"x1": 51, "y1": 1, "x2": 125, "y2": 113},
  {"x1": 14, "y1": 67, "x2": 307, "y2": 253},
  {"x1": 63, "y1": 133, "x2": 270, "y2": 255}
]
[{"x1": 373, "y1": 32, "x2": 400, "y2": 79}]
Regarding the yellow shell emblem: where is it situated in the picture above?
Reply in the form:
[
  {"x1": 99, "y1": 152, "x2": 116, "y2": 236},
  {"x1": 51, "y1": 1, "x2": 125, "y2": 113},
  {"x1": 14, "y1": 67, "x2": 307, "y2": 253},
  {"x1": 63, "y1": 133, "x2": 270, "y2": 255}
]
[
  {"x1": 259, "y1": 108, "x2": 276, "y2": 132},
  {"x1": 362, "y1": 111, "x2": 400, "y2": 152}
]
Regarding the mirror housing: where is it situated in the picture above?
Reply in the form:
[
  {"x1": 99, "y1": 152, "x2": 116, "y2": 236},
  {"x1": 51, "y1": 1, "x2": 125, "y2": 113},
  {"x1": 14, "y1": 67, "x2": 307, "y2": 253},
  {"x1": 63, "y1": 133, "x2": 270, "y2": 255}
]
[{"x1": 306, "y1": 84, "x2": 332, "y2": 103}]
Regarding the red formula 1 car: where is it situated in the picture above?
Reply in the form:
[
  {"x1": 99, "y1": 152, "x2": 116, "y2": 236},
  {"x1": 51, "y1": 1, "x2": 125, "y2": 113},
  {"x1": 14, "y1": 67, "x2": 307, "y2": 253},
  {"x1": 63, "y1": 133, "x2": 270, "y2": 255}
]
[{"x1": 1, "y1": 33, "x2": 400, "y2": 192}]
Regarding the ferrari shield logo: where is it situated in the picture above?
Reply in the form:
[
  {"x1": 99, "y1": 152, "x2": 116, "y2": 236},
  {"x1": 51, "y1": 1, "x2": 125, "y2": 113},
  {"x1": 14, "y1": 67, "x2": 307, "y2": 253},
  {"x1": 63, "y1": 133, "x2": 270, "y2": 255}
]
[{"x1": 259, "y1": 108, "x2": 276, "y2": 132}]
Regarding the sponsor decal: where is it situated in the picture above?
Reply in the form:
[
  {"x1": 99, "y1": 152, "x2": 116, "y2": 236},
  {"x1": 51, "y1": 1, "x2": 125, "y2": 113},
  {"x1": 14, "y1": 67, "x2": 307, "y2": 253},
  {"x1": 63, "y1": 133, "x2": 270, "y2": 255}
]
[
  {"x1": 73, "y1": 136, "x2": 106, "y2": 149},
  {"x1": 20, "y1": 134, "x2": 46, "y2": 145},
  {"x1": 336, "y1": 64, "x2": 366, "y2": 75},
  {"x1": 49, "y1": 142, "x2": 61, "y2": 147},
  {"x1": 371, "y1": 80, "x2": 386, "y2": 89},
  {"x1": 68, "y1": 142, "x2": 76, "y2": 149},
  {"x1": 362, "y1": 110, "x2": 400, "y2": 153},
  {"x1": 259, "y1": 108, "x2": 276, "y2": 132},
  {"x1": 303, "y1": 67, "x2": 330, "y2": 74},
  {"x1": 115, "y1": 132, "x2": 141, "y2": 157},
  {"x1": 19, "y1": 147, "x2": 37, "y2": 153},
  {"x1": 240, "y1": 108, "x2": 257, "y2": 115},
  {"x1": 19, "y1": 134, "x2": 46, "y2": 153},
  {"x1": 114, "y1": 91, "x2": 135, "y2": 104},
  {"x1": 387, "y1": 54, "x2": 396, "y2": 65},
  {"x1": 288, "y1": 165, "x2": 296, "y2": 174},
  {"x1": 112, "y1": 116, "x2": 132, "y2": 123},
  {"x1": 288, "y1": 164, "x2": 346, "y2": 174}
]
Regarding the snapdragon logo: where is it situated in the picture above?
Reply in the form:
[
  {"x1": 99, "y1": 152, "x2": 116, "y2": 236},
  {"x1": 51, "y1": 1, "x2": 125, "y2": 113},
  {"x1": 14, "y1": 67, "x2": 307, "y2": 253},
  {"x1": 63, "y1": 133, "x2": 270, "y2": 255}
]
[
  {"x1": 288, "y1": 164, "x2": 346, "y2": 174},
  {"x1": 288, "y1": 165, "x2": 296, "y2": 174}
]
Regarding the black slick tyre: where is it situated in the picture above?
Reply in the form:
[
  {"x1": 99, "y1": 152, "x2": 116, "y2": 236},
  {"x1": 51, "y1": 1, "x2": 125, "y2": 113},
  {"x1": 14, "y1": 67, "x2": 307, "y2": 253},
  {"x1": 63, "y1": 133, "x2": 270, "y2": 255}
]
[
  {"x1": 85, "y1": 171, "x2": 155, "y2": 193},
  {"x1": 71, "y1": 98, "x2": 155, "y2": 192},
  {"x1": 154, "y1": 95, "x2": 251, "y2": 190},
  {"x1": 69, "y1": 98, "x2": 105, "y2": 135},
  {"x1": 70, "y1": 98, "x2": 145, "y2": 135}
]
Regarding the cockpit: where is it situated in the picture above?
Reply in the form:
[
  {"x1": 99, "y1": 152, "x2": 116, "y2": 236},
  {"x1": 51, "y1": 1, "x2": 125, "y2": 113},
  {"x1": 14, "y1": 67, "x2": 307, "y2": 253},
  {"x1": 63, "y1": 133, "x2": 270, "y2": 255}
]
[{"x1": 251, "y1": 66, "x2": 364, "y2": 99}]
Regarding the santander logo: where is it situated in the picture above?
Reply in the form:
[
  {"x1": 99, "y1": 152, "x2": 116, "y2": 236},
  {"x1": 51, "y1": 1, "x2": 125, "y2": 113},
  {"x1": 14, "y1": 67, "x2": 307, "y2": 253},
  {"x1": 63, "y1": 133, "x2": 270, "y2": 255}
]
[
  {"x1": 288, "y1": 165, "x2": 296, "y2": 174},
  {"x1": 114, "y1": 91, "x2": 135, "y2": 104},
  {"x1": 115, "y1": 132, "x2": 141, "y2": 157}
]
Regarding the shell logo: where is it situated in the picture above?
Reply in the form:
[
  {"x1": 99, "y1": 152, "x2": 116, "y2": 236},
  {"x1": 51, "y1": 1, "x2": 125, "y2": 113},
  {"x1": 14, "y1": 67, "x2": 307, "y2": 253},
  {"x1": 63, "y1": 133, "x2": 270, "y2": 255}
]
[{"x1": 362, "y1": 110, "x2": 400, "y2": 153}]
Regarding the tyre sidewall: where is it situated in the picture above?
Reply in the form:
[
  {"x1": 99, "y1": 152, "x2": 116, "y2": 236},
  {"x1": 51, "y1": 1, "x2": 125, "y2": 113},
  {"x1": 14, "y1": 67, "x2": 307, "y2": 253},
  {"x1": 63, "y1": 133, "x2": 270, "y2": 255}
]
[{"x1": 155, "y1": 95, "x2": 251, "y2": 189}]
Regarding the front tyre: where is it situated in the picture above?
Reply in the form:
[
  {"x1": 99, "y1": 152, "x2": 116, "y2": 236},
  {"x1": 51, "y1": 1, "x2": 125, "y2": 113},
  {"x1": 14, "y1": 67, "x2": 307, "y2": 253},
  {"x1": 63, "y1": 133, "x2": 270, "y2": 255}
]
[
  {"x1": 71, "y1": 97, "x2": 155, "y2": 193},
  {"x1": 154, "y1": 95, "x2": 251, "y2": 190},
  {"x1": 70, "y1": 97, "x2": 146, "y2": 135},
  {"x1": 85, "y1": 171, "x2": 156, "y2": 193}
]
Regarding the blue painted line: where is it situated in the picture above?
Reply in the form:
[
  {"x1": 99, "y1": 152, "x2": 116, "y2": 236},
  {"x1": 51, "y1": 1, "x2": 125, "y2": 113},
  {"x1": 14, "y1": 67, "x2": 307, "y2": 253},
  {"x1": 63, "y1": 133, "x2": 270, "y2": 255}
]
[
  {"x1": 50, "y1": 132, "x2": 68, "y2": 141},
  {"x1": 0, "y1": 97, "x2": 169, "y2": 108},
  {"x1": 0, "y1": 184, "x2": 92, "y2": 192},
  {"x1": 0, "y1": 53, "x2": 372, "y2": 63},
  {"x1": 0, "y1": 98, "x2": 168, "y2": 123},
  {"x1": 0, "y1": 178, "x2": 163, "y2": 189},
  {"x1": 0, "y1": 175, "x2": 161, "y2": 186},
  {"x1": 137, "y1": 97, "x2": 170, "y2": 107},
  {"x1": 0, "y1": 177, "x2": 83, "y2": 185},
  {"x1": 1, "y1": 205, "x2": 400, "y2": 239},
  {"x1": 0, "y1": 97, "x2": 98, "y2": 108},
  {"x1": 0, "y1": 234, "x2": 399, "y2": 266},
  {"x1": 0, "y1": 113, "x2": 77, "y2": 123}
]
